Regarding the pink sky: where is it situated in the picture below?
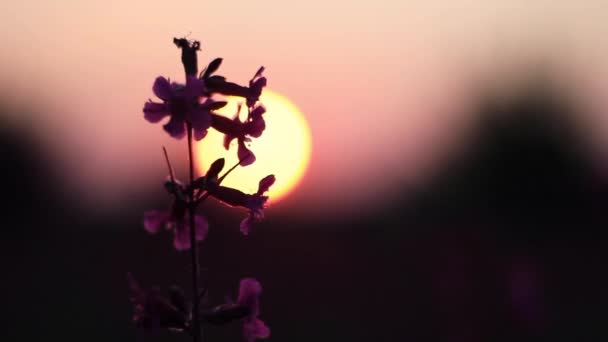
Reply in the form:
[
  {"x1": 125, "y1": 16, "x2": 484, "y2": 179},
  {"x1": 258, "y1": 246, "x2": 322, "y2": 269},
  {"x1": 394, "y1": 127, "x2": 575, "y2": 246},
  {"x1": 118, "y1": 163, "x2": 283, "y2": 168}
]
[{"x1": 1, "y1": 1, "x2": 608, "y2": 217}]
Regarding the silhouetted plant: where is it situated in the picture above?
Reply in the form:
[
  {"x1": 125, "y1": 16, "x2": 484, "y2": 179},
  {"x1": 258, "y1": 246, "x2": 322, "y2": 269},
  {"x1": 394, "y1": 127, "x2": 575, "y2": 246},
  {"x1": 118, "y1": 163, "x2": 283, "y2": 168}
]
[{"x1": 129, "y1": 37, "x2": 272, "y2": 342}]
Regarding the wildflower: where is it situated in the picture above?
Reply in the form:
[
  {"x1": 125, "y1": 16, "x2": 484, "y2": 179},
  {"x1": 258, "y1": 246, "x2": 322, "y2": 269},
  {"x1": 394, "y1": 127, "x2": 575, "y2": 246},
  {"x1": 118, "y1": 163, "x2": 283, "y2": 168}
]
[
  {"x1": 173, "y1": 37, "x2": 200, "y2": 77},
  {"x1": 200, "y1": 278, "x2": 270, "y2": 342},
  {"x1": 143, "y1": 76, "x2": 225, "y2": 140},
  {"x1": 238, "y1": 278, "x2": 270, "y2": 342},
  {"x1": 204, "y1": 66, "x2": 267, "y2": 107},
  {"x1": 127, "y1": 273, "x2": 190, "y2": 333},
  {"x1": 247, "y1": 67, "x2": 267, "y2": 107},
  {"x1": 210, "y1": 104, "x2": 266, "y2": 166},
  {"x1": 143, "y1": 179, "x2": 208, "y2": 251},
  {"x1": 209, "y1": 175, "x2": 275, "y2": 235}
]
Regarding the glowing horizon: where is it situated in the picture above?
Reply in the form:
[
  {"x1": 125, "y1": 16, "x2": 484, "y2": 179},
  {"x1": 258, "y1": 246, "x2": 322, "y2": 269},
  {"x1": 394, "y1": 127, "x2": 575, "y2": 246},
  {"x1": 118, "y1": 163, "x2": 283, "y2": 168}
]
[{"x1": 2, "y1": 0, "x2": 608, "y2": 215}]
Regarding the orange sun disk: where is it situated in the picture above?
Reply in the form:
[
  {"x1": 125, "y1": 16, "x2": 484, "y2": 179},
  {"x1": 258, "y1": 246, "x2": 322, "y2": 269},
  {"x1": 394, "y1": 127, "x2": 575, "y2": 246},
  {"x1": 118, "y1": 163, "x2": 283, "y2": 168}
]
[{"x1": 195, "y1": 89, "x2": 312, "y2": 203}]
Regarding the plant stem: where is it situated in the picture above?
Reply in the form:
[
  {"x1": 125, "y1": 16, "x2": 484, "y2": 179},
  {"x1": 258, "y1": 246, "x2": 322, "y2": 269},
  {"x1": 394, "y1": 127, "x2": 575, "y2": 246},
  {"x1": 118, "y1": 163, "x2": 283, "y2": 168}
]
[{"x1": 187, "y1": 123, "x2": 201, "y2": 342}]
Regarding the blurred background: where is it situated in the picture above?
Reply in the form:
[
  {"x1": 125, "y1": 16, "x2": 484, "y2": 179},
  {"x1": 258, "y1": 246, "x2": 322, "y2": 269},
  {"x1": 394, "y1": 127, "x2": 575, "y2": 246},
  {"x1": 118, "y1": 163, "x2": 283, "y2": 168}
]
[{"x1": 1, "y1": 1, "x2": 608, "y2": 341}]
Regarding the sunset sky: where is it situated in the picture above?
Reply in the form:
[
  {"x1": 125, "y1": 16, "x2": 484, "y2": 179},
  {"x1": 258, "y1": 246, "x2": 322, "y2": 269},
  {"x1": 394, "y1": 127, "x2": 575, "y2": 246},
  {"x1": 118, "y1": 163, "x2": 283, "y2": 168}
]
[
  {"x1": 4, "y1": 3, "x2": 608, "y2": 342},
  {"x1": 1, "y1": 0, "x2": 608, "y2": 216}
]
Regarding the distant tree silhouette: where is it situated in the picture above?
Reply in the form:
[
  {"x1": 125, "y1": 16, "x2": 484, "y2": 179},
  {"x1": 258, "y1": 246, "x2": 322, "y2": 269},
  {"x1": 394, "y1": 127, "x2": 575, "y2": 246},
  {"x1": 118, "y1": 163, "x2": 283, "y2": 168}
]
[
  {"x1": 0, "y1": 106, "x2": 64, "y2": 238},
  {"x1": 401, "y1": 74, "x2": 607, "y2": 240},
  {"x1": 374, "y1": 74, "x2": 608, "y2": 341}
]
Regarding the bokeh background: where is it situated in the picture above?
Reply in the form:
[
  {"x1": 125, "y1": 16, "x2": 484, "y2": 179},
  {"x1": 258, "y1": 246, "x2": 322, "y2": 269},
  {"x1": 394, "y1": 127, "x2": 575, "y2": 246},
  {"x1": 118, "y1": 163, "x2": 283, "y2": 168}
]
[{"x1": 2, "y1": 1, "x2": 608, "y2": 341}]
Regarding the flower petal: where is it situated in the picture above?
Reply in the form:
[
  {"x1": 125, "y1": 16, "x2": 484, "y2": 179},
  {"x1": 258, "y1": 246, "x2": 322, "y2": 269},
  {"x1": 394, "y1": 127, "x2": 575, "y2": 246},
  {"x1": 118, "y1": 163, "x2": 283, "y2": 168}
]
[
  {"x1": 238, "y1": 141, "x2": 256, "y2": 166},
  {"x1": 143, "y1": 210, "x2": 170, "y2": 234},
  {"x1": 257, "y1": 175, "x2": 276, "y2": 195},
  {"x1": 251, "y1": 77, "x2": 267, "y2": 91},
  {"x1": 244, "y1": 194, "x2": 267, "y2": 214},
  {"x1": 153, "y1": 76, "x2": 173, "y2": 101},
  {"x1": 237, "y1": 278, "x2": 262, "y2": 314},
  {"x1": 172, "y1": 216, "x2": 208, "y2": 251},
  {"x1": 237, "y1": 277, "x2": 269, "y2": 342},
  {"x1": 144, "y1": 101, "x2": 170, "y2": 123},
  {"x1": 240, "y1": 215, "x2": 254, "y2": 235},
  {"x1": 243, "y1": 319, "x2": 270, "y2": 342},
  {"x1": 249, "y1": 105, "x2": 266, "y2": 120},
  {"x1": 184, "y1": 76, "x2": 204, "y2": 98},
  {"x1": 190, "y1": 107, "x2": 212, "y2": 141},
  {"x1": 246, "y1": 116, "x2": 265, "y2": 138},
  {"x1": 195, "y1": 215, "x2": 209, "y2": 242},
  {"x1": 247, "y1": 77, "x2": 267, "y2": 107},
  {"x1": 163, "y1": 116, "x2": 187, "y2": 139},
  {"x1": 224, "y1": 134, "x2": 237, "y2": 150},
  {"x1": 193, "y1": 127, "x2": 208, "y2": 141},
  {"x1": 173, "y1": 222, "x2": 191, "y2": 251}
]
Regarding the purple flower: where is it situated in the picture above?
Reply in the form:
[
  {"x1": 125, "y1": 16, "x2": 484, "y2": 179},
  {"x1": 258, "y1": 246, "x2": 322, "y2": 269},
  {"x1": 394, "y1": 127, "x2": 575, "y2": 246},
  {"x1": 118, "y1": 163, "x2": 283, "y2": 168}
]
[
  {"x1": 143, "y1": 75, "x2": 216, "y2": 140},
  {"x1": 210, "y1": 104, "x2": 266, "y2": 166},
  {"x1": 199, "y1": 279, "x2": 270, "y2": 342},
  {"x1": 143, "y1": 194, "x2": 208, "y2": 251},
  {"x1": 237, "y1": 278, "x2": 270, "y2": 342},
  {"x1": 209, "y1": 175, "x2": 275, "y2": 235},
  {"x1": 127, "y1": 273, "x2": 189, "y2": 333}
]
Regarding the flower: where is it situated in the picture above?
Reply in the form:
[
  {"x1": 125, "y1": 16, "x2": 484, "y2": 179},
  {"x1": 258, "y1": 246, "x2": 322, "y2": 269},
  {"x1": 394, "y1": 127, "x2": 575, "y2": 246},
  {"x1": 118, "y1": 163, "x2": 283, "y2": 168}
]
[
  {"x1": 143, "y1": 75, "x2": 215, "y2": 140},
  {"x1": 237, "y1": 278, "x2": 270, "y2": 342},
  {"x1": 247, "y1": 67, "x2": 267, "y2": 107},
  {"x1": 127, "y1": 273, "x2": 190, "y2": 333},
  {"x1": 143, "y1": 179, "x2": 208, "y2": 251},
  {"x1": 201, "y1": 278, "x2": 270, "y2": 342},
  {"x1": 204, "y1": 66, "x2": 267, "y2": 107},
  {"x1": 208, "y1": 175, "x2": 275, "y2": 235},
  {"x1": 210, "y1": 104, "x2": 266, "y2": 166},
  {"x1": 173, "y1": 37, "x2": 200, "y2": 77},
  {"x1": 199, "y1": 278, "x2": 270, "y2": 342}
]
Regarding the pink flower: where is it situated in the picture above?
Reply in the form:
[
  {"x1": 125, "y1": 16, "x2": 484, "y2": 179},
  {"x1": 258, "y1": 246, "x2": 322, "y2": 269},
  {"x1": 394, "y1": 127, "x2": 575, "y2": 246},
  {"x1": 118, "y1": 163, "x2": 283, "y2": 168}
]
[
  {"x1": 237, "y1": 278, "x2": 270, "y2": 342},
  {"x1": 127, "y1": 273, "x2": 189, "y2": 333},
  {"x1": 208, "y1": 175, "x2": 275, "y2": 235},
  {"x1": 143, "y1": 76, "x2": 218, "y2": 140},
  {"x1": 210, "y1": 104, "x2": 266, "y2": 166},
  {"x1": 143, "y1": 180, "x2": 208, "y2": 250},
  {"x1": 200, "y1": 278, "x2": 270, "y2": 342}
]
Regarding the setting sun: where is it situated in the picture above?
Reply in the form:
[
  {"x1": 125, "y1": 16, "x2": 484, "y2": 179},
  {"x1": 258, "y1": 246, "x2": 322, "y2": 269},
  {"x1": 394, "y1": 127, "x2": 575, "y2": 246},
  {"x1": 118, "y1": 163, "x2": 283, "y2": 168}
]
[{"x1": 196, "y1": 89, "x2": 311, "y2": 203}]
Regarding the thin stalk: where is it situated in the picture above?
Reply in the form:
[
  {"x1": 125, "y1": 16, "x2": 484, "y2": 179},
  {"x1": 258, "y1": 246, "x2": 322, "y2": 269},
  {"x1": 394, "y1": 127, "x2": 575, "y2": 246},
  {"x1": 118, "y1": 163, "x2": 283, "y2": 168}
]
[{"x1": 186, "y1": 123, "x2": 201, "y2": 342}]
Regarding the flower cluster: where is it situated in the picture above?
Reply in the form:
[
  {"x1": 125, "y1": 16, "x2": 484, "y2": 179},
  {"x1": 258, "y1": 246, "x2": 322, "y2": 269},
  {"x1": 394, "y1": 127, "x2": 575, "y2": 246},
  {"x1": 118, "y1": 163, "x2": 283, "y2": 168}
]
[
  {"x1": 130, "y1": 38, "x2": 272, "y2": 342},
  {"x1": 144, "y1": 44, "x2": 268, "y2": 163},
  {"x1": 128, "y1": 274, "x2": 269, "y2": 342},
  {"x1": 144, "y1": 160, "x2": 275, "y2": 249}
]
